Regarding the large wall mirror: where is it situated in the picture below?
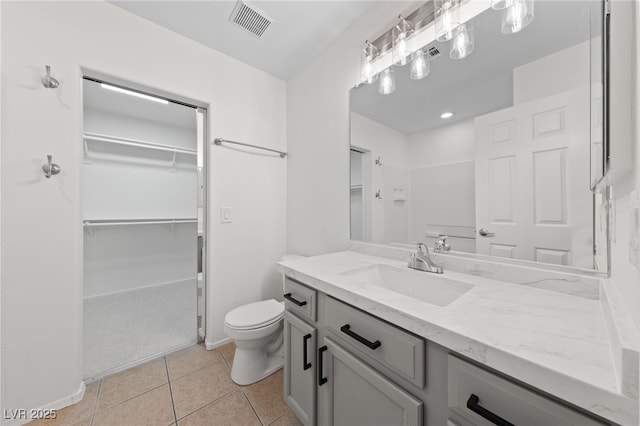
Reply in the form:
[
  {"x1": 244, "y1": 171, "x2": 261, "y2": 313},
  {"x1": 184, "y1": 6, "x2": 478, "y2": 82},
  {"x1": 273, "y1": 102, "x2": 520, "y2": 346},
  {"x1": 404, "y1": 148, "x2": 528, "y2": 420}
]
[{"x1": 350, "y1": 0, "x2": 608, "y2": 272}]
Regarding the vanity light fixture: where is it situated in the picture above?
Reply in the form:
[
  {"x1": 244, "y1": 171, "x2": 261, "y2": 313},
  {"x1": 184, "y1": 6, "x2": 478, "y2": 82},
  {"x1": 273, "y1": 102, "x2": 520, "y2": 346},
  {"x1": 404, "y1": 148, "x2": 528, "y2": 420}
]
[
  {"x1": 440, "y1": 111, "x2": 454, "y2": 119},
  {"x1": 435, "y1": 0, "x2": 461, "y2": 42},
  {"x1": 378, "y1": 68, "x2": 396, "y2": 95},
  {"x1": 450, "y1": 24, "x2": 474, "y2": 60},
  {"x1": 392, "y1": 15, "x2": 414, "y2": 66},
  {"x1": 501, "y1": 0, "x2": 534, "y2": 34},
  {"x1": 100, "y1": 83, "x2": 169, "y2": 105},
  {"x1": 360, "y1": 40, "x2": 379, "y2": 84},
  {"x1": 410, "y1": 48, "x2": 430, "y2": 80}
]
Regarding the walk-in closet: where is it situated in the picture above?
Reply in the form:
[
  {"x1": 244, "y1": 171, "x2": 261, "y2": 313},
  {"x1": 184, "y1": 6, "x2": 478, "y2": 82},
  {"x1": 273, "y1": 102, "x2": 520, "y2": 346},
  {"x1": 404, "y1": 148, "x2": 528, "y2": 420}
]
[{"x1": 82, "y1": 77, "x2": 206, "y2": 379}]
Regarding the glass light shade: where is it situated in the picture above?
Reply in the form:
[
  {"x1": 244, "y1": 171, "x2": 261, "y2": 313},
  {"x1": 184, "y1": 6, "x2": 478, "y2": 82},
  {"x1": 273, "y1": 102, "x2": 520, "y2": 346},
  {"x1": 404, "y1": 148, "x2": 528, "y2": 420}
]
[
  {"x1": 392, "y1": 18, "x2": 413, "y2": 66},
  {"x1": 450, "y1": 24, "x2": 474, "y2": 60},
  {"x1": 378, "y1": 68, "x2": 396, "y2": 95},
  {"x1": 435, "y1": 0, "x2": 461, "y2": 42},
  {"x1": 360, "y1": 42, "x2": 379, "y2": 84},
  {"x1": 410, "y1": 49, "x2": 430, "y2": 80},
  {"x1": 501, "y1": 0, "x2": 534, "y2": 34}
]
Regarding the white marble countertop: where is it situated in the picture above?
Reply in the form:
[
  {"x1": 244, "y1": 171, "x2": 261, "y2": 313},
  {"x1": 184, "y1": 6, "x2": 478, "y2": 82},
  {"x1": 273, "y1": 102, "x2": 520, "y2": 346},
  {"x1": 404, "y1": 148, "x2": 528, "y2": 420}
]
[{"x1": 277, "y1": 250, "x2": 639, "y2": 425}]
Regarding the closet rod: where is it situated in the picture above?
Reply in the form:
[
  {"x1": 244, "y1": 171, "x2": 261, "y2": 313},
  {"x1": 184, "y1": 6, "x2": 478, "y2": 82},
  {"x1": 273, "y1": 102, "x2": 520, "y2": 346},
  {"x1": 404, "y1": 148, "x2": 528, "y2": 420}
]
[
  {"x1": 213, "y1": 138, "x2": 287, "y2": 158},
  {"x1": 84, "y1": 133, "x2": 197, "y2": 155},
  {"x1": 83, "y1": 219, "x2": 197, "y2": 227}
]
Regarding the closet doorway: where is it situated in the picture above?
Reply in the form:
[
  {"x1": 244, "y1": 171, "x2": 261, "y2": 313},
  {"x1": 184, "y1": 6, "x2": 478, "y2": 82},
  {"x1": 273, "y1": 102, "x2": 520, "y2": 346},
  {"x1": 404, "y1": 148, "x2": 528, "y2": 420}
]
[{"x1": 81, "y1": 76, "x2": 207, "y2": 380}]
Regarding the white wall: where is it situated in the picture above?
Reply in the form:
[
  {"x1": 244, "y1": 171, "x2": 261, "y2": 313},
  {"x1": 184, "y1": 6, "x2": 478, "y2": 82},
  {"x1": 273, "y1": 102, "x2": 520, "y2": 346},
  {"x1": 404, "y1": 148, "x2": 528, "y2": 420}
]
[
  {"x1": 287, "y1": 1, "x2": 421, "y2": 256},
  {"x1": 407, "y1": 119, "x2": 476, "y2": 250},
  {"x1": 513, "y1": 40, "x2": 591, "y2": 105},
  {"x1": 350, "y1": 112, "x2": 410, "y2": 243},
  {"x1": 0, "y1": 0, "x2": 286, "y2": 417}
]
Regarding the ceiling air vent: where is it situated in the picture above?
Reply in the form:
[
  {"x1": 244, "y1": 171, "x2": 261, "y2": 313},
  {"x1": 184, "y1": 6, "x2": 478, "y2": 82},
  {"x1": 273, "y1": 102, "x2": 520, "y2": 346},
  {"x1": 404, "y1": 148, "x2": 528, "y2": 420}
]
[
  {"x1": 427, "y1": 46, "x2": 442, "y2": 60},
  {"x1": 229, "y1": 1, "x2": 273, "y2": 39}
]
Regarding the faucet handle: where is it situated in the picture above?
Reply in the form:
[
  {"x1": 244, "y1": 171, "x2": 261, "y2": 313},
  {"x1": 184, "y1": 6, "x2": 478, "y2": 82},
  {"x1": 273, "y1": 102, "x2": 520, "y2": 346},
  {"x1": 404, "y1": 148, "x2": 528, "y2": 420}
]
[{"x1": 416, "y1": 242, "x2": 427, "y2": 254}]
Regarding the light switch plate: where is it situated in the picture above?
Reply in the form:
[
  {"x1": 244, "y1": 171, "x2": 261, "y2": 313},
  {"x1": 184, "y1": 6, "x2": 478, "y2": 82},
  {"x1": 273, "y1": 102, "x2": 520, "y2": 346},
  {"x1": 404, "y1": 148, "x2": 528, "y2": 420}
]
[{"x1": 220, "y1": 206, "x2": 232, "y2": 223}]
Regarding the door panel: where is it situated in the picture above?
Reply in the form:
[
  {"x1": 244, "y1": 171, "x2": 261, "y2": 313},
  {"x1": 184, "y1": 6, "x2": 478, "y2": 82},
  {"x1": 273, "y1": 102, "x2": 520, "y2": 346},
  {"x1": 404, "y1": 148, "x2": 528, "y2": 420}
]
[
  {"x1": 284, "y1": 311, "x2": 316, "y2": 426},
  {"x1": 475, "y1": 87, "x2": 592, "y2": 267},
  {"x1": 320, "y1": 338, "x2": 422, "y2": 426}
]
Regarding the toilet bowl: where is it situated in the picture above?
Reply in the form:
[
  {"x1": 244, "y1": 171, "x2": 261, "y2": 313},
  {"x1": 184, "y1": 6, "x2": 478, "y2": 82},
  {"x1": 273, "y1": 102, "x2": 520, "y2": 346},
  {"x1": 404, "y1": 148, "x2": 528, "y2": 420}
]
[{"x1": 224, "y1": 299, "x2": 285, "y2": 385}]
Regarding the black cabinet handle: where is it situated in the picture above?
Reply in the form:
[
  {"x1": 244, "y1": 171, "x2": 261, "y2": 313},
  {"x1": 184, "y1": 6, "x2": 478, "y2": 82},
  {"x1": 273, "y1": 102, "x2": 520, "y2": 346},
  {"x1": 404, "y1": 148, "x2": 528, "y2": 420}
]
[
  {"x1": 318, "y1": 345, "x2": 328, "y2": 386},
  {"x1": 466, "y1": 394, "x2": 514, "y2": 426},
  {"x1": 284, "y1": 293, "x2": 307, "y2": 307},
  {"x1": 340, "y1": 324, "x2": 381, "y2": 350},
  {"x1": 303, "y1": 334, "x2": 312, "y2": 371}
]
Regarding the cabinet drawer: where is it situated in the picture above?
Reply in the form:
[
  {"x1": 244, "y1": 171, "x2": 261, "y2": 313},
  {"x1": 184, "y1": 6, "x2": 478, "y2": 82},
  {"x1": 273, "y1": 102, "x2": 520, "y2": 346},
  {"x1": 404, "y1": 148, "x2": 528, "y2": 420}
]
[
  {"x1": 325, "y1": 297, "x2": 425, "y2": 388},
  {"x1": 448, "y1": 356, "x2": 605, "y2": 426},
  {"x1": 284, "y1": 277, "x2": 317, "y2": 322}
]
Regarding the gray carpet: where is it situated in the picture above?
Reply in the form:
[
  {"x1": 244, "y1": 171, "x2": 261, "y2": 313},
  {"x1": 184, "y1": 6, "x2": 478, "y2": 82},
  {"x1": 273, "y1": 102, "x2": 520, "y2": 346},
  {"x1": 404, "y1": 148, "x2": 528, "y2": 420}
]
[{"x1": 83, "y1": 279, "x2": 197, "y2": 379}]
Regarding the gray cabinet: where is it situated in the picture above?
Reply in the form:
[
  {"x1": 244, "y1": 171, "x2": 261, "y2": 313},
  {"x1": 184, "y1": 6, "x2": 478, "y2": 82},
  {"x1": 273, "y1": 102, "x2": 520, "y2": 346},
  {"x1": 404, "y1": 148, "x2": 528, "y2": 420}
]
[
  {"x1": 318, "y1": 338, "x2": 423, "y2": 426},
  {"x1": 284, "y1": 311, "x2": 317, "y2": 426},
  {"x1": 447, "y1": 356, "x2": 605, "y2": 426}
]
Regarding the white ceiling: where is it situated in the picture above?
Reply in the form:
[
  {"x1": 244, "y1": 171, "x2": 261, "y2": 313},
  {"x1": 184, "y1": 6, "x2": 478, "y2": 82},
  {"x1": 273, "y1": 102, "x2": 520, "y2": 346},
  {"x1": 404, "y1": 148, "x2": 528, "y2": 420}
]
[{"x1": 110, "y1": 0, "x2": 374, "y2": 80}]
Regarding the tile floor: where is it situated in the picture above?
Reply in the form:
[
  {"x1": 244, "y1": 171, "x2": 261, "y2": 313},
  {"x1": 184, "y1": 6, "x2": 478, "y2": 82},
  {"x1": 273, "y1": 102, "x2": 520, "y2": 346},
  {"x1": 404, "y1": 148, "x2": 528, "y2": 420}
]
[{"x1": 28, "y1": 343, "x2": 301, "y2": 426}]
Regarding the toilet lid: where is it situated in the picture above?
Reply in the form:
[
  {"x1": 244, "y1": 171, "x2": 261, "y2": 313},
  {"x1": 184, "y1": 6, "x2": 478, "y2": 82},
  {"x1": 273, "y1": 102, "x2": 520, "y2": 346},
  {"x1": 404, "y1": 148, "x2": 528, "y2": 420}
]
[{"x1": 225, "y1": 299, "x2": 284, "y2": 330}]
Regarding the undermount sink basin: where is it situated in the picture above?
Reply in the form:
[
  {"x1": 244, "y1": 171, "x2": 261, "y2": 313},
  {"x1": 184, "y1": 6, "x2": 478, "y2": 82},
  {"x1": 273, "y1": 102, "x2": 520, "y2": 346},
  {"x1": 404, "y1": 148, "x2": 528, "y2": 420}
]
[{"x1": 342, "y1": 264, "x2": 472, "y2": 307}]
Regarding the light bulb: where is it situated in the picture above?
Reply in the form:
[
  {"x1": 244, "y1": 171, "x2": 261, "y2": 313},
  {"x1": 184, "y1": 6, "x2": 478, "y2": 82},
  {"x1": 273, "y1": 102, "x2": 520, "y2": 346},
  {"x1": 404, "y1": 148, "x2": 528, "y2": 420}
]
[
  {"x1": 501, "y1": 0, "x2": 534, "y2": 34},
  {"x1": 360, "y1": 41, "x2": 378, "y2": 84},
  {"x1": 378, "y1": 68, "x2": 396, "y2": 95},
  {"x1": 410, "y1": 49, "x2": 430, "y2": 80},
  {"x1": 450, "y1": 24, "x2": 474, "y2": 60},
  {"x1": 393, "y1": 33, "x2": 409, "y2": 66},
  {"x1": 435, "y1": 0, "x2": 460, "y2": 42},
  {"x1": 392, "y1": 16, "x2": 413, "y2": 66}
]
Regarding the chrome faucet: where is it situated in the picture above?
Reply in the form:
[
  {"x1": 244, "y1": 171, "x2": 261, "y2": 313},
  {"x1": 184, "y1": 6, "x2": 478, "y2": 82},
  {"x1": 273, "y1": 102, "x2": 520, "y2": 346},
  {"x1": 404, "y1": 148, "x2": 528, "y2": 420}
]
[
  {"x1": 434, "y1": 235, "x2": 451, "y2": 254},
  {"x1": 408, "y1": 243, "x2": 443, "y2": 274}
]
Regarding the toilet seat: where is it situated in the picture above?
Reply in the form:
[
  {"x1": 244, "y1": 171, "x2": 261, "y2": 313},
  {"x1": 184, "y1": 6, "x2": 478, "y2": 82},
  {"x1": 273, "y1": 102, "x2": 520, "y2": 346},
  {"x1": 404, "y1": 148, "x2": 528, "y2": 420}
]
[{"x1": 224, "y1": 299, "x2": 284, "y2": 330}]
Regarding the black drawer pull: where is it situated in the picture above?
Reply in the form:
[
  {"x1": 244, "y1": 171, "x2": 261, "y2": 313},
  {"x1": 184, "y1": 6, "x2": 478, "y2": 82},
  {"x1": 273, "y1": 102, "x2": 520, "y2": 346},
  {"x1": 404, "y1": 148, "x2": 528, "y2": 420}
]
[
  {"x1": 303, "y1": 333, "x2": 312, "y2": 371},
  {"x1": 466, "y1": 394, "x2": 514, "y2": 426},
  {"x1": 318, "y1": 346, "x2": 328, "y2": 386},
  {"x1": 284, "y1": 293, "x2": 307, "y2": 307},
  {"x1": 340, "y1": 324, "x2": 381, "y2": 350}
]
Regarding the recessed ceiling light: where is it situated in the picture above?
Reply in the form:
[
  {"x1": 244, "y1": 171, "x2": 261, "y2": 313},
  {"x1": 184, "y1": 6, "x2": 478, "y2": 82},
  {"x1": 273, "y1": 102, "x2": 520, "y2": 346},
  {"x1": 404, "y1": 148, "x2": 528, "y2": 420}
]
[
  {"x1": 440, "y1": 112, "x2": 454, "y2": 119},
  {"x1": 100, "y1": 83, "x2": 168, "y2": 105}
]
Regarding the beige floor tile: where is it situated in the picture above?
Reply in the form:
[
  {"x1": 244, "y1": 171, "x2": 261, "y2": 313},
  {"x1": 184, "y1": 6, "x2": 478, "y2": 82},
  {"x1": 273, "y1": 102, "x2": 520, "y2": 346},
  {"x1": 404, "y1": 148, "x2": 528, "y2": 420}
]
[
  {"x1": 96, "y1": 358, "x2": 168, "y2": 411},
  {"x1": 171, "y1": 355, "x2": 238, "y2": 420},
  {"x1": 177, "y1": 390, "x2": 260, "y2": 426},
  {"x1": 26, "y1": 381, "x2": 99, "y2": 426},
  {"x1": 218, "y1": 342, "x2": 235, "y2": 368},
  {"x1": 269, "y1": 410, "x2": 303, "y2": 426},
  {"x1": 243, "y1": 369, "x2": 288, "y2": 425},
  {"x1": 93, "y1": 384, "x2": 175, "y2": 426},
  {"x1": 166, "y1": 344, "x2": 222, "y2": 381}
]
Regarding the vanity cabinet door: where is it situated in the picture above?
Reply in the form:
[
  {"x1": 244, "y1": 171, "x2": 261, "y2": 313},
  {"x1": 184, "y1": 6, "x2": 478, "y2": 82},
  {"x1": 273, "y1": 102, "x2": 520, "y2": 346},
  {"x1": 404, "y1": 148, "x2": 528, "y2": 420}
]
[
  {"x1": 319, "y1": 338, "x2": 423, "y2": 426},
  {"x1": 284, "y1": 311, "x2": 316, "y2": 426}
]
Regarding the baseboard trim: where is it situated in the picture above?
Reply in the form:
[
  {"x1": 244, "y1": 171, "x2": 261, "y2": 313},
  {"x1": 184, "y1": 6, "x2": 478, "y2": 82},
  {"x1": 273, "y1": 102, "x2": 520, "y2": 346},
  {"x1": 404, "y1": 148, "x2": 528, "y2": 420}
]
[
  {"x1": 205, "y1": 337, "x2": 231, "y2": 351},
  {"x1": 1, "y1": 382, "x2": 85, "y2": 426}
]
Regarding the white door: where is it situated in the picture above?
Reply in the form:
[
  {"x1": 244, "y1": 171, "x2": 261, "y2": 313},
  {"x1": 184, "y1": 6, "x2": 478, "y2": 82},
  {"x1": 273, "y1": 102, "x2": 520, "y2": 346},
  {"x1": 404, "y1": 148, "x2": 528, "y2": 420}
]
[{"x1": 475, "y1": 87, "x2": 591, "y2": 267}]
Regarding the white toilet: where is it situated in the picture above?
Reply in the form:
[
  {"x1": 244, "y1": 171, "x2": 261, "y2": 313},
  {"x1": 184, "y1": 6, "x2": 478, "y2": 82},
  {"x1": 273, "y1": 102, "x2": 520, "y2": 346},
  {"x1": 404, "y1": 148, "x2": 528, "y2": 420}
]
[{"x1": 224, "y1": 299, "x2": 285, "y2": 385}]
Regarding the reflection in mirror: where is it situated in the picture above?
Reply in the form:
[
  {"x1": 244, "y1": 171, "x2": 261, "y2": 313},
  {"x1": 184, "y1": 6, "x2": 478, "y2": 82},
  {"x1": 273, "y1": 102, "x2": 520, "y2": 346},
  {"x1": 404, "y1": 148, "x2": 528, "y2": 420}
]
[{"x1": 349, "y1": 1, "x2": 606, "y2": 271}]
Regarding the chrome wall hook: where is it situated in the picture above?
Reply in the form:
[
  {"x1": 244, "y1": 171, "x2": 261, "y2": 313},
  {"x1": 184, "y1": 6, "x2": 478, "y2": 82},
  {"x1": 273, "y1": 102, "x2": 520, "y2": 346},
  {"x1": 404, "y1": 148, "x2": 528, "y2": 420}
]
[
  {"x1": 41, "y1": 65, "x2": 59, "y2": 89},
  {"x1": 43, "y1": 155, "x2": 61, "y2": 178}
]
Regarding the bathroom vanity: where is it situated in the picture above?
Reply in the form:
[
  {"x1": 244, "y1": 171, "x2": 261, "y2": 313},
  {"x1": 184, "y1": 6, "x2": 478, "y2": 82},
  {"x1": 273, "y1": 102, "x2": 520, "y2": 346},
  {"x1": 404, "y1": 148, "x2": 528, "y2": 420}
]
[{"x1": 278, "y1": 244, "x2": 639, "y2": 426}]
